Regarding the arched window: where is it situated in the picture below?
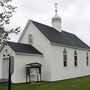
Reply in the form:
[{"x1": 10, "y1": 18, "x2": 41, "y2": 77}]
[
  {"x1": 28, "y1": 34, "x2": 33, "y2": 44},
  {"x1": 86, "y1": 52, "x2": 89, "y2": 66},
  {"x1": 3, "y1": 49, "x2": 10, "y2": 58},
  {"x1": 74, "y1": 50, "x2": 77, "y2": 66},
  {"x1": 63, "y1": 49, "x2": 67, "y2": 67}
]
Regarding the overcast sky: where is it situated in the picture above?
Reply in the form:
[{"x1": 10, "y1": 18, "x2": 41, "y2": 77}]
[{"x1": 9, "y1": 0, "x2": 90, "y2": 46}]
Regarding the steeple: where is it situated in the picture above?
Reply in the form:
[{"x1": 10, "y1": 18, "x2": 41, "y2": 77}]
[{"x1": 52, "y1": 3, "x2": 62, "y2": 32}]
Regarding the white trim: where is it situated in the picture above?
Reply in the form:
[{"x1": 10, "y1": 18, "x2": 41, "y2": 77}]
[
  {"x1": 18, "y1": 20, "x2": 51, "y2": 44},
  {"x1": 51, "y1": 42, "x2": 90, "y2": 51},
  {"x1": 0, "y1": 44, "x2": 15, "y2": 55},
  {"x1": 18, "y1": 20, "x2": 30, "y2": 42},
  {"x1": 0, "y1": 44, "x2": 4, "y2": 52},
  {"x1": 3, "y1": 57, "x2": 9, "y2": 59},
  {"x1": 16, "y1": 52, "x2": 43, "y2": 57}
]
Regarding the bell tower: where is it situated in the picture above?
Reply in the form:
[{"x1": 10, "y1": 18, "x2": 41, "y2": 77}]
[{"x1": 52, "y1": 3, "x2": 62, "y2": 32}]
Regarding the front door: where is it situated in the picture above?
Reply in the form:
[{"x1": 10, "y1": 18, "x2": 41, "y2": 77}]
[
  {"x1": 2, "y1": 58, "x2": 9, "y2": 79},
  {"x1": 30, "y1": 68, "x2": 40, "y2": 82}
]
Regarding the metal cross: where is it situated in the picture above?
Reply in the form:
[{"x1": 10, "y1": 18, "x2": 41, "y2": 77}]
[{"x1": 55, "y1": 3, "x2": 58, "y2": 14}]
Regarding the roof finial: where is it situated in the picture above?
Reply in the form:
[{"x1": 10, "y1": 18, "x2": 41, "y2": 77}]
[{"x1": 55, "y1": 3, "x2": 58, "y2": 15}]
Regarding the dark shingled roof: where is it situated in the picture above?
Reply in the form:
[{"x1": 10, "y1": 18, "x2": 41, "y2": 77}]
[
  {"x1": 31, "y1": 20, "x2": 90, "y2": 49},
  {"x1": 8, "y1": 42, "x2": 43, "y2": 55}
]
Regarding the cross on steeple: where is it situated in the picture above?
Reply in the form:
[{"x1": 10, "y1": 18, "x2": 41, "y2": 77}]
[{"x1": 55, "y1": 3, "x2": 58, "y2": 15}]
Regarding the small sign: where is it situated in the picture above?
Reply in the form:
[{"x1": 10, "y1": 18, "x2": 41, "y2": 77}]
[{"x1": 9, "y1": 56, "x2": 14, "y2": 75}]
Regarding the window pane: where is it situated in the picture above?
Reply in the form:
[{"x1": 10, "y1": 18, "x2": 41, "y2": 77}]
[
  {"x1": 74, "y1": 51, "x2": 77, "y2": 55},
  {"x1": 74, "y1": 56, "x2": 77, "y2": 60},
  {"x1": 63, "y1": 49, "x2": 67, "y2": 67},
  {"x1": 75, "y1": 61, "x2": 77, "y2": 66},
  {"x1": 64, "y1": 55, "x2": 67, "y2": 60},
  {"x1": 64, "y1": 61, "x2": 67, "y2": 66},
  {"x1": 86, "y1": 56, "x2": 88, "y2": 66},
  {"x1": 74, "y1": 51, "x2": 77, "y2": 66}
]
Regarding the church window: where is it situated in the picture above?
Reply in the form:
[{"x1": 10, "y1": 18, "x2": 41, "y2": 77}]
[
  {"x1": 3, "y1": 49, "x2": 10, "y2": 57},
  {"x1": 86, "y1": 52, "x2": 89, "y2": 66},
  {"x1": 63, "y1": 49, "x2": 67, "y2": 67},
  {"x1": 74, "y1": 50, "x2": 77, "y2": 66},
  {"x1": 28, "y1": 34, "x2": 33, "y2": 44}
]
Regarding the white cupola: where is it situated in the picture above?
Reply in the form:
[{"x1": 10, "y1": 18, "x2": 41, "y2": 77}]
[{"x1": 52, "y1": 3, "x2": 62, "y2": 32}]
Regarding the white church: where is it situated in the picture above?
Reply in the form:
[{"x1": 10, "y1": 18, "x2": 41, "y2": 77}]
[{"x1": 0, "y1": 4, "x2": 90, "y2": 83}]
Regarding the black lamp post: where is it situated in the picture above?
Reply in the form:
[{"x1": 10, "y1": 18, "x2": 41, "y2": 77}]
[
  {"x1": 8, "y1": 56, "x2": 11, "y2": 90},
  {"x1": 8, "y1": 56, "x2": 14, "y2": 90}
]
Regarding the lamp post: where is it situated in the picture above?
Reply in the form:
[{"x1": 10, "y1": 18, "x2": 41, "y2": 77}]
[
  {"x1": 8, "y1": 56, "x2": 14, "y2": 90},
  {"x1": 8, "y1": 56, "x2": 11, "y2": 90}
]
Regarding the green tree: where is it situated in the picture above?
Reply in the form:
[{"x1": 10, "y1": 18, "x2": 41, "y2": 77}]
[{"x1": 0, "y1": 0, "x2": 20, "y2": 45}]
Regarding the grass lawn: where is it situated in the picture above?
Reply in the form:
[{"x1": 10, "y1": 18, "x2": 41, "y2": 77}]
[{"x1": 1, "y1": 76, "x2": 90, "y2": 90}]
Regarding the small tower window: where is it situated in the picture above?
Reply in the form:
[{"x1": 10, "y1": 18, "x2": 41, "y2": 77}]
[
  {"x1": 74, "y1": 50, "x2": 77, "y2": 66},
  {"x1": 3, "y1": 49, "x2": 10, "y2": 57},
  {"x1": 28, "y1": 34, "x2": 33, "y2": 44},
  {"x1": 63, "y1": 49, "x2": 67, "y2": 67},
  {"x1": 86, "y1": 52, "x2": 89, "y2": 66}
]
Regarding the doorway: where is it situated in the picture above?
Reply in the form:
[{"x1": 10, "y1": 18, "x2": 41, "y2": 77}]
[
  {"x1": 2, "y1": 58, "x2": 9, "y2": 79},
  {"x1": 26, "y1": 63, "x2": 42, "y2": 83},
  {"x1": 30, "y1": 68, "x2": 40, "y2": 82}
]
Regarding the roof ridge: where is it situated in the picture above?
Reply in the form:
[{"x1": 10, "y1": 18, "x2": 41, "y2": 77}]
[
  {"x1": 26, "y1": 20, "x2": 90, "y2": 50},
  {"x1": 62, "y1": 30, "x2": 75, "y2": 36},
  {"x1": 30, "y1": 19, "x2": 54, "y2": 29},
  {"x1": 30, "y1": 19, "x2": 64, "y2": 34},
  {"x1": 30, "y1": 19, "x2": 75, "y2": 35},
  {"x1": 31, "y1": 20, "x2": 78, "y2": 36}
]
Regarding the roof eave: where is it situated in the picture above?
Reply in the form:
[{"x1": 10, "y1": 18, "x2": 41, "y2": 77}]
[
  {"x1": 0, "y1": 43, "x2": 8, "y2": 52},
  {"x1": 16, "y1": 52, "x2": 43, "y2": 56},
  {"x1": 51, "y1": 42, "x2": 90, "y2": 51}
]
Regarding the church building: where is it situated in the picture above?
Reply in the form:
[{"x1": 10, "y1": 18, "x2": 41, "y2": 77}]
[{"x1": 0, "y1": 4, "x2": 90, "y2": 83}]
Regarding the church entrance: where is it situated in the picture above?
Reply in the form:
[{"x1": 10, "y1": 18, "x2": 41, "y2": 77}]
[
  {"x1": 30, "y1": 68, "x2": 40, "y2": 82},
  {"x1": 26, "y1": 63, "x2": 42, "y2": 83},
  {"x1": 2, "y1": 58, "x2": 9, "y2": 79}
]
